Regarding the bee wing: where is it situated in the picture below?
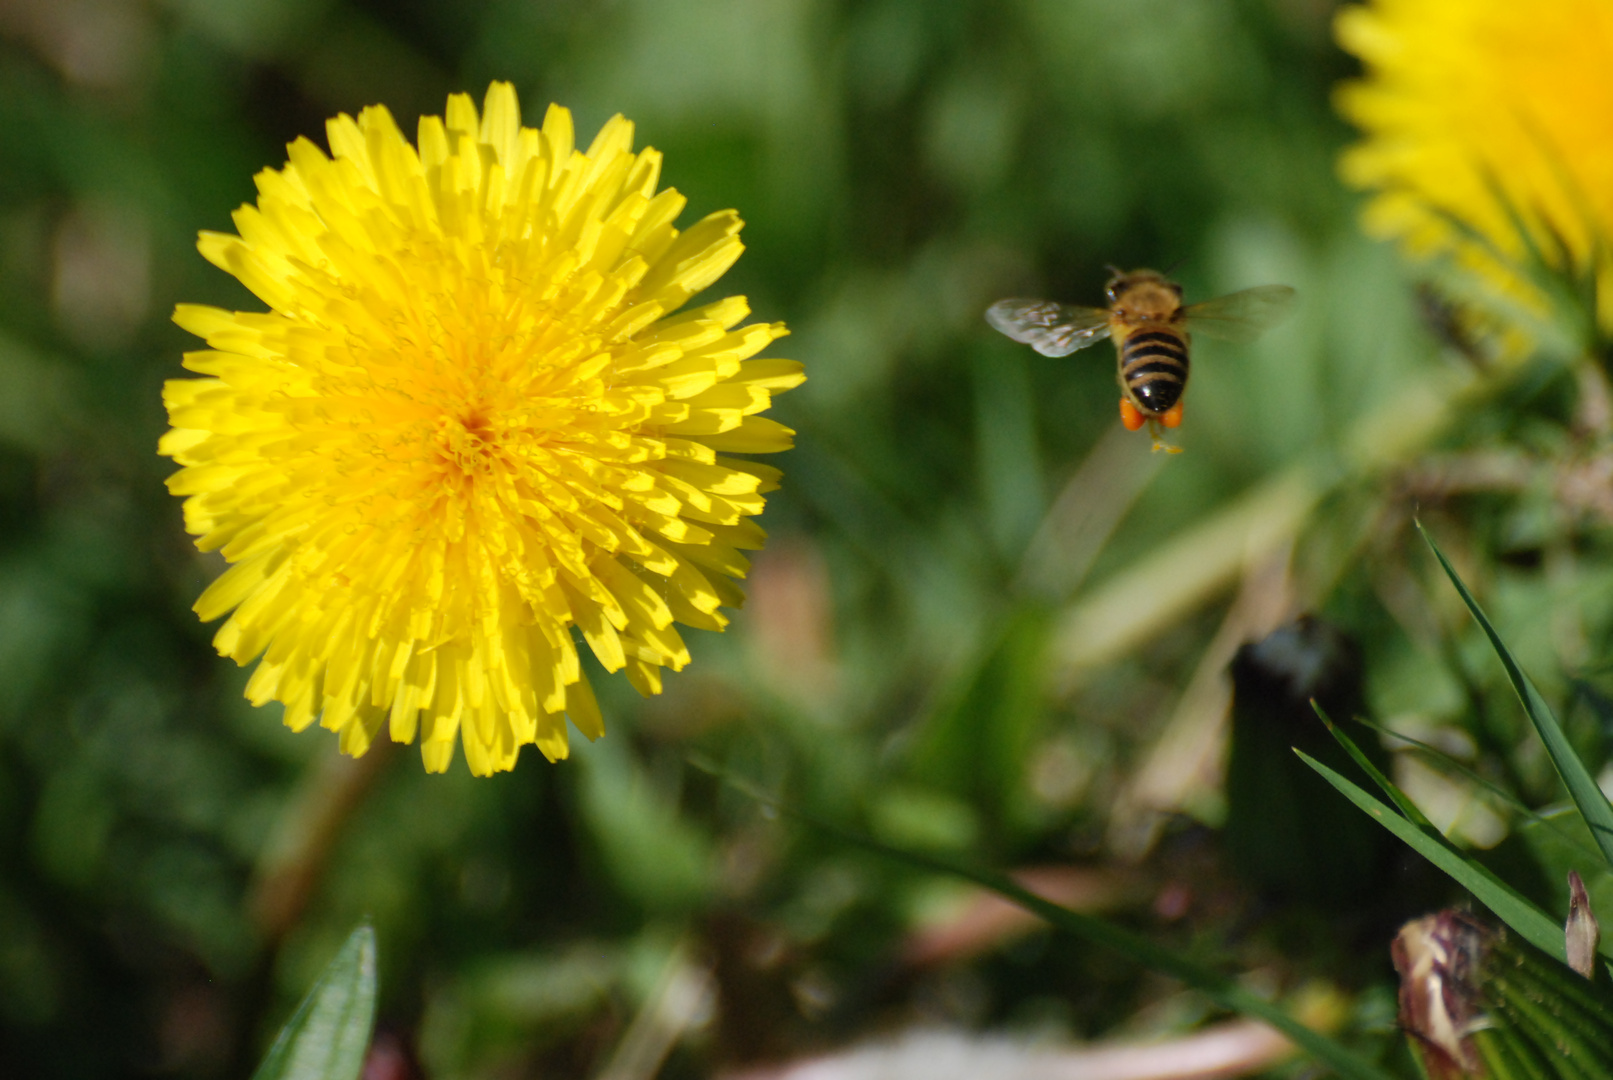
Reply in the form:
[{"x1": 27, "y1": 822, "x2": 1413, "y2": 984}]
[
  {"x1": 986, "y1": 299, "x2": 1112, "y2": 357},
  {"x1": 1182, "y1": 285, "x2": 1297, "y2": 344}
]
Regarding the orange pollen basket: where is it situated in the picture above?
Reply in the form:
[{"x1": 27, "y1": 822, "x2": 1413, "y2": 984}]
[{"x1": 1119, "y1": 398, "x2": 1146, "y2": 431}]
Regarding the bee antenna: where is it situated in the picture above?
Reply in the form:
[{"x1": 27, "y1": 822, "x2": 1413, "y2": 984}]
[
  {"x1": 1161, "y1": 257, "x2": 1187, "y2": 276},
  {"x1": 1103, "y1": 263, "x2": 1124, "y2": 278}
]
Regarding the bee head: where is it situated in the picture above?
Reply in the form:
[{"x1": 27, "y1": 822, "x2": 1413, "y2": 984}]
[
  {"x1": 1103, "y1": 264, "x2": 1124, "y2": 303},
  {"x1": 1106, "y1": 267, "x2": 1175, "y2": 305}
]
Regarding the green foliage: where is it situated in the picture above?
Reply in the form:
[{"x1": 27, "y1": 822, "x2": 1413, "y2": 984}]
[
  {"x1": 252, "y1": 924, "x2": 376, "y2": 1080},
  {"x1": 575, "y1": 738, "x2": 714, "y2": 913},
  {"x1": 907, "y1": 604, "x2": 1052, "y2": 844},
  {"x1": 1420, "y1": 522, "x2": 1613, "y2": 872},
  {"x1": 1312, "y1": 530, "x2": 1613, "y2": 1071}
]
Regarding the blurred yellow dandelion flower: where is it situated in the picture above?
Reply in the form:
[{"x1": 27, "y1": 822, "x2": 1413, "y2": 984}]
[
  {"x1": 1335, "y1": 0, "x2": 1613, "y2": 335},
  {"x1": 160, "y1": 83, "x2": 803, "y2": 775}
]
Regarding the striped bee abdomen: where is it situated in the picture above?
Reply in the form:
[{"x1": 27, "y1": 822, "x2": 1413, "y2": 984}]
[{"x1": 1120, "y1": 328, "x2": 1189, "y2": 414}]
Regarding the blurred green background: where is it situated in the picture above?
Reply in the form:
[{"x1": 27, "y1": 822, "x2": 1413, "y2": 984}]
[{"x1": 4, "y1": 0, "x2": 1610, "y2": 1077}]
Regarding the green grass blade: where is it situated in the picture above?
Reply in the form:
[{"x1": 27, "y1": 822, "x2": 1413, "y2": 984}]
[
  {"x1": 1354, "y1": 715, "x2": 1606, "y2": 865},
  {"x1": 1312, "y1": 702, "x2": 1434, "y2": 828},
  {"x1": 251, "y1": 923, "x2": 377, "y2": 1080},
  {"x1": 695, "y1": 757, "x2": 1396, "y2": 1080},
  {"x1": 1418, "y1": 522, "x2": 1613, "y2": 872},
  {"x1": 1299, "y1": 750, "x2": 1564, "y2": 962}
]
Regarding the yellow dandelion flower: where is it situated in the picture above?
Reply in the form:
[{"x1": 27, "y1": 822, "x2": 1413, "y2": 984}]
[
  {"x1": 160, "y1": 83, "x2": 804, "y2": 776},
  {"x1": 1335, "y1": 0, "x2": 1613, "y2": 335}
]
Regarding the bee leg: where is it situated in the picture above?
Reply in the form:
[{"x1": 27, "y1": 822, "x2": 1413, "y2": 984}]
[
  {"x1": 1161, "y1": 402, "x2": 1184, "y2": 429},
  {"x1": 1147, "y1": 419, "x2": 1184, "y2": 455},
  {"x1": 1119, "y1": 398, "x2": 1146, "y2": 431}
]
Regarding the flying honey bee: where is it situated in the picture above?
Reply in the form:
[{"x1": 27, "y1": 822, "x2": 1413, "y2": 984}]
[{"x1": 986, "y1": 268, "x2": 1297, "y2": 453}]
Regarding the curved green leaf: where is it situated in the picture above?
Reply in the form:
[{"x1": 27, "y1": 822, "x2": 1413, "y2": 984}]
[{"x1": 252, "y1": 924, "x2": 378, "y2": 1080}]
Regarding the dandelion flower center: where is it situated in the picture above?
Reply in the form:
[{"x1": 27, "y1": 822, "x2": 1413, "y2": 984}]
[{"x1": 161, "y1": 83, "x2": 803, "y2": 775}]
